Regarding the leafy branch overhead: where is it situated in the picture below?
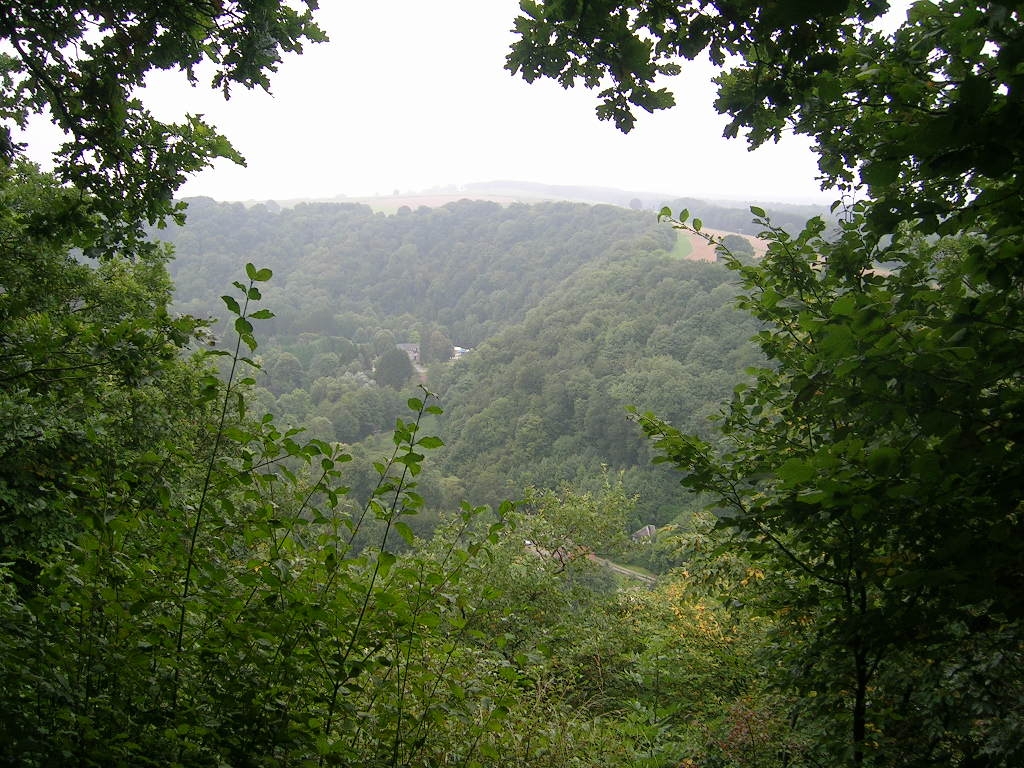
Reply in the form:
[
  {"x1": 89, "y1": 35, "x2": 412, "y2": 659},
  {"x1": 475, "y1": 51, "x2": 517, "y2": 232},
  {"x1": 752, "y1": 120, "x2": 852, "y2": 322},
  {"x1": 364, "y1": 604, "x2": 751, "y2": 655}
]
[
  {"x1": 0, "y1": 1, "x2": 325, "y2": 243},
  {"x1": 509, "y1": 0, "x2": 1024, "y2": 236}
]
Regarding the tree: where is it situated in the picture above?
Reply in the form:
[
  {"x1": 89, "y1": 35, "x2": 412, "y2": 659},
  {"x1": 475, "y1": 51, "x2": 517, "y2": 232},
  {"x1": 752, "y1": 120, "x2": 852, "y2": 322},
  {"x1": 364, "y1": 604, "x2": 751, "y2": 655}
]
[
  {"x1": 507, "y1": 1, "x2": 885, "y2": 132},
  {"x1": 2, "y1": 162, "x2": 526, "y2": 763},
  {"x1": 511, "y1": 3, "x2": 1024, "y2": 765},
  {"x1": 421, "y1": 328, "x2": 454, "y2": 365},
  {"x1": 1, "y1": 1, "x2": 325, "y2": 248},
  {"x1": 264, "y1": 349, "x2": 306, "y2": 395},
  {"x1": 5, "y1": 4, "x2": 627, "y2": 765},
  {"x1": 636, "y1": 209, "x2": 1024, "y2": 766},
  {"x1": 374, "y1": 346, "x2": 416, "y2": 390},
  {"x1": 372, "y1": 328, "x2": 397, "y2": 356},
  {"x1": 717, "y1": 233, "x2": 754, "y2": 263},
  {"x1": 309, "y1": 351, "x2": 342, "y2": 380},
  {"x1": 0, "y1": 161, "x2": 206, "y2": 589},
  {"x1": 509, "y1": 1, "x2": 1024, "y2": 238}
]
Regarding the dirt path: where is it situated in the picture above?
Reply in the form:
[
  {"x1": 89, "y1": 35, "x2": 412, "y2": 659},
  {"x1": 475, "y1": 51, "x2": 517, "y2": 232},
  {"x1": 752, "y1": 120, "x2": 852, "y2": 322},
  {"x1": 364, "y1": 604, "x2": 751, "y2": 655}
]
[{"x1": 589, "y1": 555, "x2": 657, "y2": 585}]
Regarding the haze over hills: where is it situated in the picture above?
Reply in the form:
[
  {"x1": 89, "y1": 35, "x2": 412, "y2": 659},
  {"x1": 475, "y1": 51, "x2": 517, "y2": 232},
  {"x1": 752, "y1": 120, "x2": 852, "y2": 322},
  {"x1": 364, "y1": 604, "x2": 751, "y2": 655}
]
[{"x1": 214, "y1": 179, "x2": 830, "y2": 224}]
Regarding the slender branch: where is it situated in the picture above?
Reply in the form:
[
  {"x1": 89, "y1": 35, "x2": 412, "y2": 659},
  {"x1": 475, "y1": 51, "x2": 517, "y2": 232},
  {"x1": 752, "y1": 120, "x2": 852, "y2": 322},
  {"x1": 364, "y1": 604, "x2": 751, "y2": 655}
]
[{"x1": 171, "y1": 277, "x2": 254, "y2": 703}]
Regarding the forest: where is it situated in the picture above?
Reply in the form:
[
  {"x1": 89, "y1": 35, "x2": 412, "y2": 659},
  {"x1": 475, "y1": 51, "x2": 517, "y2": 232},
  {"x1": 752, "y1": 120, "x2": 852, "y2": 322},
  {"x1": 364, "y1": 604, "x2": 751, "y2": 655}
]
[
  {"x1": 158, "y1": 196, "x2": 768, "y2": 534},
  {"x1": 1, "y1": 1, "x2": 1022, "y2": 767}
]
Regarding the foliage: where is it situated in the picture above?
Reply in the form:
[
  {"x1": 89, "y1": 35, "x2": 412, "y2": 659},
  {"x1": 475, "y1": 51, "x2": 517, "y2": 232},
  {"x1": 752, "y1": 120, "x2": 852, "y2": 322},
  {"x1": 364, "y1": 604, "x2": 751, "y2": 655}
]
[
  {"x1": 435, "y1": 254, "x2": 762, "y2": 525},
  {"x1": 0, "y1": 0, "x2": 324, "y2": 245},
  {"x1": 663, "y1": 197, "x2": 828, "y2": 238},
  {"x1": 0, "y1": 218, "x2": 780, "y2": 764},
  {"x1": 507, "y1": 0, "x2": 886, "y2": 132},
  {"x1": 21, "y1": 1, "x2": 1024, "y2": 765},
  {"x1": 456, "y1": 499, "x2": 800, "y2": 768},
  {"x1": 716, "y1": 234, "x2": 754, "y2": 263},
  {"x1": 0, "y1": 160, "x2": 205, "y2": 590},
  {"x1": 160, "y1": 197, "x2": 753, "y2": 534},
  {"x1": 3, "y1": 3, "x2": 792, "y2": 766},
  {"x1": 4, "y1": 152, "x2": 740, "y2": 763},
  {"x1": 642, "y1": 511, "x2": 806, "y2": 768},
  {"x1": 637, "y1": 209, "x2": 1024, "y2": 765},
  {"x1": 374, "y1": 346, "x2": 416, "y2": 390},
  {"x1": 509, "y1": 1, "x2": 1024, "y2": 236},
  {"x1": 162, "y1": 197, "x2": 679, "y2": 347},
  {"x1": 514, "y1": 3, "x2": 1024, "y2": 765},
  {"x1": 0, "y1": 240, "x2": 522, "y2": 764},
  {"x1": 420, "y1": 327, "x2": 454, "y2": 365}
]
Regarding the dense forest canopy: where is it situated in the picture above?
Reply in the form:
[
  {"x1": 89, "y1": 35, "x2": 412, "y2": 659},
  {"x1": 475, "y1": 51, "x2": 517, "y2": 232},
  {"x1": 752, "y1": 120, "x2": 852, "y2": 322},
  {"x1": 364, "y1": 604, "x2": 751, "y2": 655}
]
[
  {"x1": 163, "y1": 197, "x2": 678, "y2": 345},
  {"x1": 1, "y1": 1, "x2": 1022, "y2": 766},
  {"x1": 159, "y1": 196, "x2": 763, "y2": 531}
]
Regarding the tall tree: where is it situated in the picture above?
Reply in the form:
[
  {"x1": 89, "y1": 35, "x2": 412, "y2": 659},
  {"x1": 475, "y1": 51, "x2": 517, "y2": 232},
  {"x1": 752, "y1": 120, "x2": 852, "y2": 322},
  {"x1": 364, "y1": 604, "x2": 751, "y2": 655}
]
[
  {"x1": 374, "y1": 346, "x2": 416, "y2": 390},
  {"x1": 1, "y1": 0, "x2": 327, "y2": 596},
  {"x1": 639, "y1": 212, "x2": 1024, "y2": 765},
  {"x1": 511, "y1": 2, "x2": 1024, "y2": 764},
  {"x1": 0, "y1": 161, "x2": 206, "y2": 592}
]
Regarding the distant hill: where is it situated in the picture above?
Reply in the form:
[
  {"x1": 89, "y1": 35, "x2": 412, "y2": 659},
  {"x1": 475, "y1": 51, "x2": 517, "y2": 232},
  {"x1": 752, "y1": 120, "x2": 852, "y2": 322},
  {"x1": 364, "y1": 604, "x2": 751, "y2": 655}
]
[
  {"x1": 163, "y1": 197, "x2": 679, "y2": 347},
  {"x1": 461, "y1": 180, "x2": 657, "y2": 208},
  {"x1": 216, "y1": 179, "x2": 831, "y2": 234}
]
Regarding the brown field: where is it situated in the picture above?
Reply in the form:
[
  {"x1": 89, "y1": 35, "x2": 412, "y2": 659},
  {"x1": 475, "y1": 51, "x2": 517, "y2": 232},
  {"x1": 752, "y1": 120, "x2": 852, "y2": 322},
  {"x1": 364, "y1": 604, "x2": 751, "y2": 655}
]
[{"x1": 680, "y1": 227, "x2": 770, "y2": 262}]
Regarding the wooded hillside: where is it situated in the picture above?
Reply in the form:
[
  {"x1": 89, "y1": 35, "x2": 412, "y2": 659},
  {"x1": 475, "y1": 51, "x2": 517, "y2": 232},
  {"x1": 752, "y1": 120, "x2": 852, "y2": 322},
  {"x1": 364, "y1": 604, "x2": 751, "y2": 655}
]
[{"x1": 160, "y1": 196, "x2": 763, "y2": 533}]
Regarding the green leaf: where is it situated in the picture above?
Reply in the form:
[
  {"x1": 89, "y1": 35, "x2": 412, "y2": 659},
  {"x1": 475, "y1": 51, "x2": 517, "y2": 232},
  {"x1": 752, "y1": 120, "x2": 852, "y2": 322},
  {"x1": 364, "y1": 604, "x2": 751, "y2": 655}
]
[
  {"x1": 221, "y1": 295, "x2": 241, "y2": 314},
  {"x1": 831, "y1": 294, "x2": 858, "y2": 316},
  {"x1": 245, "y1": 262, "x2": 273, "y2": 281},
  {"x1": 418, "y1": 611, "x2": 442, "y2": 628},
  {"x1": 867, "y1": 446, "x2": 900, "y2": 475},
  {"x1": 395, "y1": 521, "x2": 415, "y2": 546},
  {"x1": 378, "y1": 550, "x2": 396, "y2": 577},
  {"x1": 777, "y1": 458, "x2": 816, "y2": 485},
  {"x1": 860, "y1": 160, "x2": 901, "y2": 188}
]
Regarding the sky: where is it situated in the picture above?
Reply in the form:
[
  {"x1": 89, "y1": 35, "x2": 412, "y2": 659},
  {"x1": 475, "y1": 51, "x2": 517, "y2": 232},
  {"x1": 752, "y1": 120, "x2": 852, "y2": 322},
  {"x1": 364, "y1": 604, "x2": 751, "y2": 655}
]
[{"x1": 27, "y1": 0, "x2": 842, "y2": 205}]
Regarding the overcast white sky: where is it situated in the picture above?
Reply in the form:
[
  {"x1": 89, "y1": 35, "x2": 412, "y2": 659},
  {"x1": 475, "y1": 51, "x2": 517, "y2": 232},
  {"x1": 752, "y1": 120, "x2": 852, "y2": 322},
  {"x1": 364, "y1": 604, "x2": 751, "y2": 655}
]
[{"x1": 29, "y1": 0, "x2": 843, "y2": 204}]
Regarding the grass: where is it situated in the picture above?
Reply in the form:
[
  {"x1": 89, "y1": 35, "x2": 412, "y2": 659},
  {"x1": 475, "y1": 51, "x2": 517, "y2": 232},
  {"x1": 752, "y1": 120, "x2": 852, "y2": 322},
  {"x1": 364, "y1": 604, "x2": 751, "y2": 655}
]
[{"x1": 669, "y1": 231, "x2": 693, "y2": 260}]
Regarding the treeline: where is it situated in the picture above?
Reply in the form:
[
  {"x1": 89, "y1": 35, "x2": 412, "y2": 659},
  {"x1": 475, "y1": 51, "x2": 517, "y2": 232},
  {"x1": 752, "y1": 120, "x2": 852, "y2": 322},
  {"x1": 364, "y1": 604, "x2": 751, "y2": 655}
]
[
  {"x1": 661, "y1": 197, "x2": 829, "y2": 236},
  {"x1": 164, "y1": 197, "x2": 677, "y2": 347},
  {"x1": 459, "y1": 181, "x2": 830, "y2": 232}
]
